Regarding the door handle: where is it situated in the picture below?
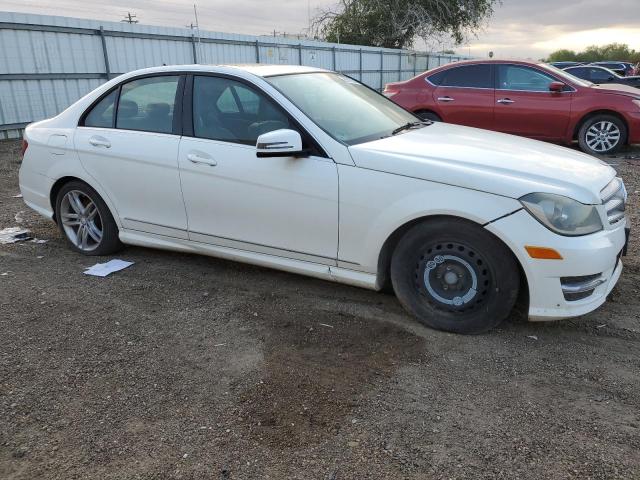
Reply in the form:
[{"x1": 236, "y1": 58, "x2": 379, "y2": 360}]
[
  {"x1": 497, "y1": 98, "x2": 515, "y2": 104},
  {"x1": 187, "y1": 152, "x2": 217, "y2": 166},
  {"x1": 437, "y1": 96, "x2": 454, "y2": 102},
  {"x1": 89, "y1": 136, "x2": 111, "y2": 148}
]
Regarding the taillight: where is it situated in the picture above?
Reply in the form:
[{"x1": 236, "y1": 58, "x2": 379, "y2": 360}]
[
  {"x1": 383, "y1": 90, "x2": 398, "y2": 98},
  {"x1": 21, "y1": 139, "x2": 28, "y2": 158}
]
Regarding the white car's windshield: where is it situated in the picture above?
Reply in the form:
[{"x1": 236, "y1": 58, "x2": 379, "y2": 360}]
[{"x1": 266, "y1": 72, "x2": 421, "y2": 145}]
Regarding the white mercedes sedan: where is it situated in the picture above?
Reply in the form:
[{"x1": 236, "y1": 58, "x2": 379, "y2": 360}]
[{"x1": 19, "y1": 65, "x2": 629, "y2": 334}]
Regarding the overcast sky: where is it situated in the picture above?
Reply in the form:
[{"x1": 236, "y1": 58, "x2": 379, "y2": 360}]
[{"x1": 3, "y1": 0, "x2": 639, "y2": 59}]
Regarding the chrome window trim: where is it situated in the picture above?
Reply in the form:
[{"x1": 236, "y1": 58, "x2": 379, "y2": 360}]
[{"x1": 424, "y1": 78, "x2": 494, "y2": 91}]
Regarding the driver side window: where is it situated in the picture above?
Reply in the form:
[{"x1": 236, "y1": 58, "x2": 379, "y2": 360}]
[
  {"x1": 497, "y1": 65, "x2": 557, "y2": 92},
  {"x1": 193, "y1": 76, "x2": 290, "y2": 145}
]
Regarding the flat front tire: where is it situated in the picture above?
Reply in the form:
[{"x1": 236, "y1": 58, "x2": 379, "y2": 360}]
[{"x1": 390, "y1": 218, "x2": 520, "y2": 334}]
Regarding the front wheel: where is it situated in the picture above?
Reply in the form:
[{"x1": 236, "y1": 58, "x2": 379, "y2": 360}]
[
  {"x1": 578, "y1": 115, "x2": 627, "y2": 156},
  {"x1": 390, "y1": 218, "x2": 520, "y2": 334}
]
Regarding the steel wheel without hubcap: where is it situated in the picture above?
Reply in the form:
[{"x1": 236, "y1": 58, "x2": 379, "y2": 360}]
[
  {"x1": 416, "y1": 242, "x2": 490, "y2": 313},
  {"x1": 585, "y1": 121, "x2": 621, "y2": 153},
  {"x1": 60, "y1": 190, "x2": 103, "y2": 251},
  {"x1": 390, "y1": 218, "x2": 520, "y2": 334}
]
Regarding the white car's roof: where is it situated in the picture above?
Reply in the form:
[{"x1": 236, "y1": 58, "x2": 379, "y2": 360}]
[{"x1": 120, "y1": 64, "x2": 327, "y2": 79}]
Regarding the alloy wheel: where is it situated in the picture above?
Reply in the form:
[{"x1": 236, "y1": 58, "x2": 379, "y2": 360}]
[
  {"x1": 585, "y1": 121, "x2": 621, "y2": 153},
  {"x1": 60, "y1": 190, "x2": 103, "y2": 251}
]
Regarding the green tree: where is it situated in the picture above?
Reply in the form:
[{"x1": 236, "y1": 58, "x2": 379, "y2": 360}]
[
  {"x1": 547, "y1": 49, "x2": 577, "y2": 62},
  {"x1": 312, "y1": 0, "x2": 499, "y2": 49},
  {"x1": 547, "y1": 43, "x2": 640, "y2": 63}
]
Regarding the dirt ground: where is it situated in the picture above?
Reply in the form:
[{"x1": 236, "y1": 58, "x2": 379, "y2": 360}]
[{"x1": 1, "y1": 139, "x2": 639, "y2": 480}]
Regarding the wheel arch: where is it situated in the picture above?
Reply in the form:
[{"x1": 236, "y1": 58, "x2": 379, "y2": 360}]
[
  {"x1": 413, "y1": 109, "x2": 442, "y2": 121},
  {"x1": 573, "y1": 110, "x2": 629, "y2": 143},
  {"x1": 49, "y1": 175, "x2": 121, "y2": 228},
  {"x1": 376, "y1": 214, "x2": 529, "y2": 308}
]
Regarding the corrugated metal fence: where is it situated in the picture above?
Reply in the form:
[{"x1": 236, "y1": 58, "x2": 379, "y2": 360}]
[{"x1": 0, "y1": 11, "x2": 468, "y2": 139}]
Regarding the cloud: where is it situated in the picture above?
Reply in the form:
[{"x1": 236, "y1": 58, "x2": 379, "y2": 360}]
[{"x1": 3, "y1": 0, "x2": 638, "y2": 58}]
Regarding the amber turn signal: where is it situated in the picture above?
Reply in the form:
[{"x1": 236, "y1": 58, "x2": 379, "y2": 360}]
[{"x1": 525, "y1": 246, "x2": 563, "y2": 260}]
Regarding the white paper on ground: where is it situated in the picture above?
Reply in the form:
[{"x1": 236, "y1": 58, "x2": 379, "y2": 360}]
[
  {"x1": 0, "y1": 227, "x2": 32, "y2": 244},
  {"x1": 83, "y1": 259, "x2": 134, "y2": 277}
]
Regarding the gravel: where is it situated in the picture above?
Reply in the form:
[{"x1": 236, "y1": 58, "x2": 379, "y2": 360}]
[{"x1": 1, "y1": 139, "x2": 639, "y2": 479}]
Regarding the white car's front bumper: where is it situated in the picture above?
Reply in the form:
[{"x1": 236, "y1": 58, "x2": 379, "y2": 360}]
[{"x1": 485, "y1": 209, "x2": 627, "y2": 321}]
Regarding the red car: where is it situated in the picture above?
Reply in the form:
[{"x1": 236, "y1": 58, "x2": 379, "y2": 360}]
[{"x1": 384, "y1": 60, "x2": 640, "y2": 155}]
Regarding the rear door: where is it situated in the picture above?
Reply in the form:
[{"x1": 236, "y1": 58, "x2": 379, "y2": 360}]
[
  {"x1": 430, "y1": 63, "x2": 494, "y2": 128},
  {"x1": 493, "y1": 64, "x2": 573, "y2": 141},
  {"x1": 75, "y1": 74, "x2": 189, "y2": 238}
]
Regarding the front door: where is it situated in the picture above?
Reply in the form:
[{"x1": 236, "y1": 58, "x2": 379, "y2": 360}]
[
  {"x1": 178, "y1": 75, "x2": 339, "y2": 265},
  {"x1": 493, "y1": 64, "x2": 573, "y2": 141},
  {"x1": 75, "y1": 75, "x2": 188, "y2": 238}
]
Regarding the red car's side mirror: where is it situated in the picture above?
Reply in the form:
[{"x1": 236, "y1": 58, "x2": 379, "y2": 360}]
[{"x1": 549, "y1": 81, "x2": 565, "y2": 92}]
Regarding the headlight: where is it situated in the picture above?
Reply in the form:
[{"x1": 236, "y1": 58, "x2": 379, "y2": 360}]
[{"x1": 520, "y1": 193, "x2": 603, "y2": 236}]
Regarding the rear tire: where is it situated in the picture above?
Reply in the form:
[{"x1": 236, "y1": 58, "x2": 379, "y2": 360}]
[
  {"x1": 390, "y1": 218, "x2": 520, "y2": 334},
  {"x1": 578, "y1": 114, "x2": 626, "y2": 156},
  {"x1": 415, "y1": 110, "x2": 442, "y2": 122},
  {"x1": 55, "y1": 180, "x2": 123, "y2": 256}
]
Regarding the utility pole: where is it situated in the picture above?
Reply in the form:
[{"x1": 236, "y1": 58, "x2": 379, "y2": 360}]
[
  {"x1": 193, "y1": 4, "x2": 202, "y2": 62},
  {"x1": 121, "y1": 12, "x2": 138, "y2": 24}
]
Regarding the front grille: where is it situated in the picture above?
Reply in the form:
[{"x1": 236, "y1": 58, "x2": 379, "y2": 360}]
[{"x1": 600, "y1": 177, "x2": 627, "y2": 225}]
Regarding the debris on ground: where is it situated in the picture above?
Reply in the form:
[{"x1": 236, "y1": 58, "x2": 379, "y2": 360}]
[
  {"x1": 83, "y1": 259, "x2": 134, "y2": 277},
  {"x1": 0, "y1": 227, "x2": 32, "y2": 244},
  {"x1": 12, "y1": 193, "x2": 22, "y2": 198},
  {"x1": 527, "y1": 335, "x2": 539, "y2": 341}
]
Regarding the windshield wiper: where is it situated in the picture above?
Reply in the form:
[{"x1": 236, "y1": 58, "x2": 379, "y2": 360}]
[{"x1": 391, "y1": 121, "x2": 432, "y2": 136}]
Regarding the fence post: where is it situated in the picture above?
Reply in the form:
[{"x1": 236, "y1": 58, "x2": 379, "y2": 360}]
[
  {"x1": 298, "y1": 44, "x2": 303, "y2": 65},
  {"x1": 99, "y1": 26, "x2": 111, "y2": 79},
  {"x1": 413, "y1": 53, "x2": 417, "y2": 77},
  {"x1": 398, "y1": 51, "x2": 402, "y2": 81},
  {"x1": 332, "y1": 46, "x2": 336, "y2": 71},
  {"x1": 425, "y1": 53, "x2": 430, "y2": 70},
  {"x1": 255, "y1": 40, "x2": 260, "y2": 63},
  {"x1": 359, "y1": 48, "x2": 363, "y2": 81},
  {"x1": 191, "y1": 35, "x2": 198, "y2": 64},
  {"x1": 379, "y1": 50, "x2": 384, "y2": 91}
]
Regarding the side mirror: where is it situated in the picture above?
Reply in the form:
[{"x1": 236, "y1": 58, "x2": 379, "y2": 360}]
[
  {"x1": 607, "y1": 76, "x2": 615, "y2": 81},
  {"x1": 549, "y1": 81, "x2": 565, "y2": 92},
  {"x1": 256, "y1": 129, "x2": 305, "y2": 158}
]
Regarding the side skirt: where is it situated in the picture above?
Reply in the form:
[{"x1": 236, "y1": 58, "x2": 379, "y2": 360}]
[{"x1": 119, "y1": 230, "x2": 379, "y2": 290}]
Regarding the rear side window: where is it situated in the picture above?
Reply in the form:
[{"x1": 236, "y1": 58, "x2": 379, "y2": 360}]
[
  {"x1": 566, "y1": 67, "x2": 587, "y2": 78},
  {"x1": 427, "y1": 70, "x2": 446, "y2": 86},
  {"x1": 589, "y1": 68, "x2": 614, "y2": 82},
  {"x1": 84, "y1": 89, "x2": 118, "y2": 128},
  {"x1": 116, "y1": 76, "x2": 180, "y2": 134},
  {"x1": 431, "y1": 64, "x2": 492, "y2": 89}
]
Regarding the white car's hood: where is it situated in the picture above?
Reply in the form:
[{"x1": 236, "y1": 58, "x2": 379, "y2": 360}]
[{"x1": 348, "y1": 123, "x2": 616, "y2": 204}]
